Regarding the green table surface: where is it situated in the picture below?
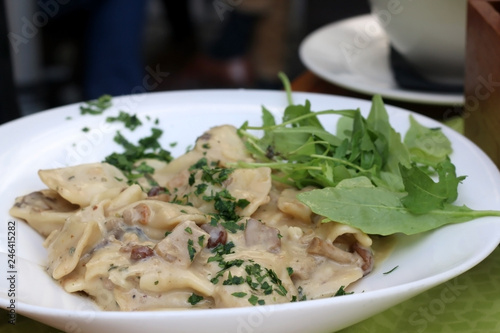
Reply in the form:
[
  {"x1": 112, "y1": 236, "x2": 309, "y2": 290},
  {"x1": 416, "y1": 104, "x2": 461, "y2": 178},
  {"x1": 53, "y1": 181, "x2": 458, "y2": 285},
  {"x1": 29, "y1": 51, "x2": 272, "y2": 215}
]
[{"x1": 2, "y1": 246, "x2": 499, "y2": 333}]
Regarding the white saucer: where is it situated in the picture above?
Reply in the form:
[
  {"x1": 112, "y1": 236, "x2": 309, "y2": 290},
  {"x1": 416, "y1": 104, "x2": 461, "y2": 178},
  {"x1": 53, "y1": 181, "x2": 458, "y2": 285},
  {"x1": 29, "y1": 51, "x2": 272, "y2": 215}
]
[{"x1": 299, "y1": 15, "x2": 464, "y2": 106}]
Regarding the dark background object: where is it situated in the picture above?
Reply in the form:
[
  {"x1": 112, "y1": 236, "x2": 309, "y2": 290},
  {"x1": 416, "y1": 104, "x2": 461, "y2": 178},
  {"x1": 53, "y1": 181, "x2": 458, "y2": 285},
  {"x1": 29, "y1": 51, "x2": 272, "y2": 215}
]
[
  {"x1": 0, "y1": 0, "x2": 21, "y2": 125},
  {"x1": 464, "y1": 0, "x2": 500, "y2": 168}
]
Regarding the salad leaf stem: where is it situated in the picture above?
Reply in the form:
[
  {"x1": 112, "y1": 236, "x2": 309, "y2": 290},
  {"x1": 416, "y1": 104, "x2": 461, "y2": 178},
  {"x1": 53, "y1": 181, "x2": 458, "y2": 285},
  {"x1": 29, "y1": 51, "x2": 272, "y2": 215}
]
[
  {"x1": 243, "y1": 109, "x2": 358, "y2": 131},
  {"x1": 278, "y1": 72, "x2": 293, "y2": 106},
  {"x1": 309, "y1": 154, "x2": 371, "y2": 174}
]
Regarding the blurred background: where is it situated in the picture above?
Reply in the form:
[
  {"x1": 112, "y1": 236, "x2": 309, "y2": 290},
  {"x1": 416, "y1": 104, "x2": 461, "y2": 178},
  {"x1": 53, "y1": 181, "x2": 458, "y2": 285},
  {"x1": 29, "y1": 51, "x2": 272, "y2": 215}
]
[{"x1": 1, "y1": 0, "x2": 370, "y2": 123}]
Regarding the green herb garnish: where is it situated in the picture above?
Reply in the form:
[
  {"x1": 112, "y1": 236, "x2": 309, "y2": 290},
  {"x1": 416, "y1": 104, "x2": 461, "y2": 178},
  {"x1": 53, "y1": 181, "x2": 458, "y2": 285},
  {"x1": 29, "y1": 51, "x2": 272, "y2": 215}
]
[
  {"x1": 106, "y1": 111, "x2": 142, "y2": 130},
  {"x1": 334, "y1": 286, "x2": 353, "y2": 296},
  {"x1": 248, "y1": 295, "x2": 260, "y2": 306},
  {"x1": 187, "y1": 239, "x2": 196, "y2": 261},
  {"x1": 80, "y1": 94, "x2": 112, "y2": 115},
  {"x1": 104, "y1": 128, "x2": 173, "y2": 185},
  {"x1": 187, "y1": 293, "x2": 204, "y2": 305},
  {"x1": 198, "y1": 235, "x2": 205, "y2": 247},
  {"x1": 383, "y1": 265, "x2": 399, "y2": 275}
]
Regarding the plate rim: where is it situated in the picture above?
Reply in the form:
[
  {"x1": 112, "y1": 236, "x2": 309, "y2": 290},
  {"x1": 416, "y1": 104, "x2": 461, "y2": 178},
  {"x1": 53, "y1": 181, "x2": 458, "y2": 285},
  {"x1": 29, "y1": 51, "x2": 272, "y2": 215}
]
[{"x1": 299, "y1": 15, "x2": 465, "y2": 106}]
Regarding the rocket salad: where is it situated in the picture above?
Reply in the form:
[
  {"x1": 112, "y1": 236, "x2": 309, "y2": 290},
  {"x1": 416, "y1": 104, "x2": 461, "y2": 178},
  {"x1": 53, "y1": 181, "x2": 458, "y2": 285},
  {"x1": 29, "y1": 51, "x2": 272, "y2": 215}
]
[{"x1": 236, "y1": 73, "x2": 500, "y2": 236}]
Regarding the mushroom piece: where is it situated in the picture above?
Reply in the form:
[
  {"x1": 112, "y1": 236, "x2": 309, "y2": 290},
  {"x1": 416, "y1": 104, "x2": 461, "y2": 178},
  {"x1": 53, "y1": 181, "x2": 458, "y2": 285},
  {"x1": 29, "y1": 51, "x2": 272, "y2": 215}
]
[
  {"x1": 200, "y1": 223, "x2": 227, "y2": 248},
  {"x1": 123, "y1": 203, "x2": 151, "y2": 226},
  {"x1": 154, "y1": 220, "x2": 209, "y2": 267},
  {"x1": 351, "y1": 242, "x2": 374, "y2": 275},
  {"x1": 307, "y1": 237, "x2": 361, "y2": 266},
  {"x1": 244, "y1": 218, "x2": 281, "y2": 253},
  {"x1": 129, "y1": 245, "x2": 155, "y2": 261}
]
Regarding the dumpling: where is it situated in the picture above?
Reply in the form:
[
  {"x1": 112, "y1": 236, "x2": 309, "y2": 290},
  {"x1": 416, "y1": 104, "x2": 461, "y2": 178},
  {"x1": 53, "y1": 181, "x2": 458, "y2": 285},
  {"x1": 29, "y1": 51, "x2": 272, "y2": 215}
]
[
  {"x1": 9, "y1": 189, "x2": 79, "y2": 236},
  {"x1": 38, "y1": 162, "x2": 127, "y2": 207}
]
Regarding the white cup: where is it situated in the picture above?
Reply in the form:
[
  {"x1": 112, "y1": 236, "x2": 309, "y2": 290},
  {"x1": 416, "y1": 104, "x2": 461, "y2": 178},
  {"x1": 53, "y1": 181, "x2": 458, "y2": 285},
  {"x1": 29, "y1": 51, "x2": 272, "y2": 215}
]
[{"x1": 368, "y1": 0, "x2": 467, "y2": 85}]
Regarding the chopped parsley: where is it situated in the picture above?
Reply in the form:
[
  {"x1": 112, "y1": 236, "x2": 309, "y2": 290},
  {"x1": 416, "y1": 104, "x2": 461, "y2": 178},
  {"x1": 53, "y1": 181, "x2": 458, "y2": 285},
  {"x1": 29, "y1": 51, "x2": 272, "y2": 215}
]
[
  {"x1": 207, "y1": 242, "x2": 244, "y2": 284},
  {"x1": 203, "y1": 190, "x2": 248, "y2": 233},
  {"x1": 82, "y1": 127, "x2": 90, "y2": 132},
  {"x1": 80, "y1": 94, "x2": 112, "y2": 115},
  {"x1": 198, "y1": 235, "x2": 205, "y2": 247},
  {"x1": 187, "y1": 239, "x2": 196, "y2": 261},
  {"x1": 334, "y1": 286, "x2": 354, "y2": 297},
  {"x1": 186, "y1": 158, "x2": 249, "y2": 233},
  {"x1": 222, "y1": 272, "x2": 245, "y2": 286},
  {"x1": 291, "y1": 286, "x2": 307, "y2": 302},
  {"x1": 103, "y1": 128, "x2": 173, "y2": 186},
  {"x1": 207, "y1": 241, "x2": 236, "y2": 264},
  {"x1": 187, "y1": 293, "x2": 204, "y2": 305},
  {"x1": 188, "y1": 158, "x2": 232, "y2": 186},
  {"x1": 106, "y1": 111, "x2": 143, "y2": 131},
  {"x1": 383, "y1": 265, "x2": 399, "y2": 275},
  {"x1": 209, "y1": 252, "x2": 288, "y2": 305},
  {"x1": 248, "y1": 295, "x2": 264, "y2": 306},
  {"x1": 194, "y1": 183, "x2": 208, "y2": 196}
]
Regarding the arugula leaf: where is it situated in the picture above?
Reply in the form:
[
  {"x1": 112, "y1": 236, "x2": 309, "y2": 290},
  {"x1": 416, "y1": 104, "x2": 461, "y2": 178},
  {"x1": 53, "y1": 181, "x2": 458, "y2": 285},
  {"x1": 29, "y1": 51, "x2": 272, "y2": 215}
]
[
  {"x1": 283, "y1": 100, "x2": 324, "y2": 129},
  {"x1": 404, "y1": 115, "x2": 452, "y2": 167},
  {"x1": 435, "y1": 159, "x2": 466, "y2": 203},
  {"x1": 400, "y1": 160, "x2": 466, "y2": 214},
  {"x1": 257, "y1": 106, "x2": 278, "y2": 159},
  {"x1": 400, "y1": 164, "x2": 447, "y2": 214},
  {"x1": 237, "y1": 108, "x2": 370, "y2": 188},
  {"x1": 366, "y1": 95, "x2": 411, "y2": 191},
  {"x1": 348, "y1": 111, "x2": 383, "y2": 172},
  {"x1": 297, "y1": 186, "x2": 500, "y2": 236}
]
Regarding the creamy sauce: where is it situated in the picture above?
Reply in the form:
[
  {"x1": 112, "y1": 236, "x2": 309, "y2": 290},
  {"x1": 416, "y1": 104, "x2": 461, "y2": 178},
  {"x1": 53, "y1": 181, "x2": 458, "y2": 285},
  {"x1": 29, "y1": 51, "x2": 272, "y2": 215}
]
[{"x1": 10, "y1": 125, "x2": 390, "y2": 311}]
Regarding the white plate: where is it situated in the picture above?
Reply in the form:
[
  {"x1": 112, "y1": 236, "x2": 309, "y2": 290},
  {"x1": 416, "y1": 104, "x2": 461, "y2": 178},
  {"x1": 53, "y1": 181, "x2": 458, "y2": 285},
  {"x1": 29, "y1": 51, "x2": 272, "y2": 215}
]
[
  {"x1": 0, "y1": 90, "x2": 498, "y2": 333},
  {"x1": 299, "y1": 15, "x2": 464, "y2": 106}
]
